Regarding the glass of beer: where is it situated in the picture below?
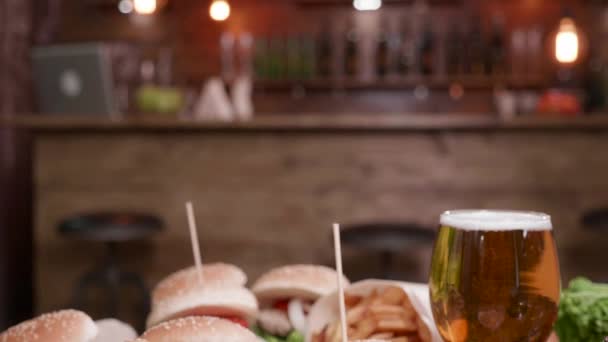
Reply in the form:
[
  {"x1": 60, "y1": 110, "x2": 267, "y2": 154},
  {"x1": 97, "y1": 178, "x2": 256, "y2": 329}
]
[{"x1": 429, "y1": 210, "x2": 560, "y2": 342}]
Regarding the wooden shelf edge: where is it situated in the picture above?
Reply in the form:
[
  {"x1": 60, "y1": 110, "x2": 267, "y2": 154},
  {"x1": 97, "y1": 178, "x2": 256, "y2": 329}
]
[
  {"x1": 253, "y1": 76, "x2": 548, "y2": 91},
  {"x1": 4, "y1": 113, "x2": 608, "y2": 133}
]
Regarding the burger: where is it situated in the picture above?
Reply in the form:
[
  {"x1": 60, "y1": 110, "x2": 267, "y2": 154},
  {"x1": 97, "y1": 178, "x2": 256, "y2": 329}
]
[
  {"x1": 146, "y1": 262, "x2": 258, "y2": 328},
  {"x1": 0, "y1": 309, "x2": 97, "y2": 342},
  {"x1": 133, "y1": 316, "x2": 260, "y2": 342},
  {"x1": 251, "y1": 264, "x2": 349, "y2": 342}
]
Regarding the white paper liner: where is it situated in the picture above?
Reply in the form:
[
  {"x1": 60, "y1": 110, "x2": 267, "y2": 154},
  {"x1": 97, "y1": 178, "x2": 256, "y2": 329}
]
[{"x1": 306, "y1": 279, "x2": 442, "y2": 342}]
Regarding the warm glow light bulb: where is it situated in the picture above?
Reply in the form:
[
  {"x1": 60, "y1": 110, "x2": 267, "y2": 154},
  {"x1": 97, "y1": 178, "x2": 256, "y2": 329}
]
[
  {"x1": 210, "y1": 0, "x2": 231, "y2": 21},
  {"x1": 353, "y1": 0, "x2": 382, "y2": 11},
  {"x1": 118, "y1": 0, "x2": 134, "y2": 14},
  {"x1": 134, "y1": 0, "x2": 156, "y2": 15},
  {"x1": 555, "y1": 18, "x2": 579, "y2": 64}
]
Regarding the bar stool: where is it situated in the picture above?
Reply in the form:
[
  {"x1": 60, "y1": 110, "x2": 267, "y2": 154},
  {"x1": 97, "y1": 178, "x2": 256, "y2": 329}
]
[
  {"x1": 340, "y1": 222, "x2": 436, "y2": 280},
  {"x1": 580, "y1": 208, "x2": 608, "y2": 281},
  {"x1": 58, "y1": 212, "x2": 163, "y2": 331},
  {"x1": 582, "y1": 208, "x2": 608, "y2": 232}
]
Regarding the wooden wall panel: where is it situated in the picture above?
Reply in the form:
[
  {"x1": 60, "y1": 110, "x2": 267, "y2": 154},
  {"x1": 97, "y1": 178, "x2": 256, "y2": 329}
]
[{"x1": 34, "y1": 130, "x2": 608, "y2": 324}]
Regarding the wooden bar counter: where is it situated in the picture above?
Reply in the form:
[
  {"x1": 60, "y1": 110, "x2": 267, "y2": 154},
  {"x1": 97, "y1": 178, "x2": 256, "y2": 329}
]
[{"x1": 5, "y1": 113, "x2": 608, "y2": 315}]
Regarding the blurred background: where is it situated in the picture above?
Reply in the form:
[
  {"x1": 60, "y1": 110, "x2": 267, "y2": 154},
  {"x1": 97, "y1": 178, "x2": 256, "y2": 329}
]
[{"x1": 2, "y1": 0, "x2": 608, "y2": 332}]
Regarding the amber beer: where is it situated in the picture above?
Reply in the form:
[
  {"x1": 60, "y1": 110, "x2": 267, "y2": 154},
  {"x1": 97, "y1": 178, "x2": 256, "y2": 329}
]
[{"x1": 429, "y1": 210, "x2": 560, "y2": 342}]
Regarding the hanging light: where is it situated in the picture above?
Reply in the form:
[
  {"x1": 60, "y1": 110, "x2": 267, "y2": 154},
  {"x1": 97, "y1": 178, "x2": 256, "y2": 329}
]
[
  {"x1": 118, "y1": 0, "x2": 134, "y2": 14},
  {"x1": 555, "y1": 17, "x2": 579, "y2": 64},
  {"x1": 133, "y1": 0, "x2": 157, "y2": 15},
  {"x1": 210, "y1": 0, "x2": 231, "y2": 21},
  {"x1": 353, "y1": 0, "x2": 382, "y2": 11}
]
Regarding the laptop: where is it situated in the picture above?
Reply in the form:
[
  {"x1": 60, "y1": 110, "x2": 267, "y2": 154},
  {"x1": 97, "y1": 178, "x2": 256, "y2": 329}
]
[{"x1": 32, "y1": 43, "x2": 116, "y2": 116}]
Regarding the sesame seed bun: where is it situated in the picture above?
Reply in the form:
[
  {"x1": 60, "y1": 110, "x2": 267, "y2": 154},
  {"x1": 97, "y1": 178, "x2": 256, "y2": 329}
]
[
  {"x1": 0, "y1": 309, "x2": 97, "y2": 342},
  {"x1": 146, "y1": 286, "x2": 259, "y2": 328},
  {"x1": 252, "y1": 264, "x2": 350, "y2": 302},
  {"x1": 151, "y1": 263, "x2": 247, "y2": 305},
  {"x1": 92, "y1": 319, "x2": 137, "y2": 342},
  {"x1": 136, "y1": 316, "x2": 259, "y2": 342}
]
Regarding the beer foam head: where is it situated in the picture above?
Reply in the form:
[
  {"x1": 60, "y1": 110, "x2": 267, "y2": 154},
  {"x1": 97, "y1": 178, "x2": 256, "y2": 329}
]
[{"x1": 440, "y1": 210, "x2": 552, "y2": 231}]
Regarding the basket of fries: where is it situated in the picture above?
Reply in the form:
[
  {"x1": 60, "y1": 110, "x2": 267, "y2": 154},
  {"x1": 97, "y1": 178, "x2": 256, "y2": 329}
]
[{"x1": 307, "y1": 279, "x2": 442, "y2": 342}]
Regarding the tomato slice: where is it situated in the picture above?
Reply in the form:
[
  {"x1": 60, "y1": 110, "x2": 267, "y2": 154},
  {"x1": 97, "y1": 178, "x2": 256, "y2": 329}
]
[
  {"x1": 272, "y1": 299, "x2": 290, "y2": 312},
  {"x1": 220, "y1": 316, "x2": 249, "y2": 328}
]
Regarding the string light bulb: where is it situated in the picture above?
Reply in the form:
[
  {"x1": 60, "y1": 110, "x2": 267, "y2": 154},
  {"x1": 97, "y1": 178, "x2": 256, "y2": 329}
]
[
  {"x1": 210, "y1": 0, "x2": 231, "y2": 21},
  {"x1": 118, "y1": 0, "x2": 134, "y2": 14},
  {"x1": 133, "y1": 0, "x2": 157, "y2": 14},
  {"x1": 555, "y1": 17, "x2": 579, "y2": 64},
  {"x1": 353, "y1": 0, "x2": 382, "y2": 11}
]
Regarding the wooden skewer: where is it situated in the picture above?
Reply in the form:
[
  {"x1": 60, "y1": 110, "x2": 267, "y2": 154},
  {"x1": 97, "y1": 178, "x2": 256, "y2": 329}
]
[
  {"x1": 333, "y1": 222, "x2": 348, "y2": 342},
  {"x1": 186, "y1": 201, "x2": 204, "y2": 285}
]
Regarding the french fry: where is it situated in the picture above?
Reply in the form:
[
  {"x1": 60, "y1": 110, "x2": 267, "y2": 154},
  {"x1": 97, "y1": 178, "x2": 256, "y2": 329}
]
[
  {"x1": 325, "y1": 320, "x2": 339, "y2": 342},
  {"x1": 391, "y1": 337, "x2": 414, "y2": 342},
  {"x1": 344, "y1": 293, "x2": 362, "y2": 308},
  {"x1": 400, "y1": 306, "x2": 417, "y2": 321},
  {"x1": 378, "y1": 286, "x2": 407, "y2": 305},
  {"x1": 402, "y1": 296, "x2": 415, "y2": 311},
  {"x1": 376, "y1": 317, "x2": 417, "y2": 333},
  {"x1": 347, "y1": 304, "x2": 366, "y2": 324},
  {"x1": 369, "y1": 332, "x2": 394, "y2": 339},
  {"x1": 350, "y1": 316, "x2": 377, "y2": 339},
  {"x1": 369, "y1": 304, "x2": 406, "y2": 318},
  {"x1": 358, "y1": 289, "x2": 378, "y2": 308}
]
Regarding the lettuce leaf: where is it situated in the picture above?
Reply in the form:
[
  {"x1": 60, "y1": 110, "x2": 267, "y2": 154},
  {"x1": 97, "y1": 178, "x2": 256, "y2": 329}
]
[
  {"x1": 252, "y1": 325, "x2": 304, "y2": 342},
  {"x1": 555, "y1": 277, "x2": 608, "y2": 342}
]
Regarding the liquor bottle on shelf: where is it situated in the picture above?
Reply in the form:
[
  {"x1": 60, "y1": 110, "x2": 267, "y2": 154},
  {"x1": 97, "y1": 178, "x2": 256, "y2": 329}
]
[
  {"x1": 445, "y1": 22, "x2": 464, "y2": 76},
  {"x1": 510, "y1": 28, "x2": 526, "y2": 78},
  {"x1": 253, "y1": 36, "x2": 268, "y2": 80},
  {"x1": 220, "y1": 32, "x2": 235, "y2": 80},
  {"x1": 376, "y1": 22, "x2": 390, "y2": 79},
  {"x1": 465, "y1": 14, "x2": 485, "y2": 75},
  {"x1": 583, "y1": 54, "x2": 606, "y2": 112},
  {"x1": 286, "y1": 35, "x2": 300, "y2": 80},
  {"x1": 417, "y1": 20, "x2": 435, "y2": 76},
  {"x1": 316, "y1": 20, "x2": 333, "y2": 78},
  {"x1": 268, "y1": 35, "x2": 286, "y2": 80},
  {"x1": 487, "y1": 15, "x2": 506, "y2": 76},
  {"x1": 387, "y1": 22, "x2": 401, "y2": 78},
  {"x1": 397, "y1": 20, "x2": 414, "y2": 76},
  {"x1": 157, "y1": 47, "x2": 173, "y2": 86},
  {"x1": 300, "y1": 35, "x2": 315, "y2": 80},
  {"x1": 344, "y1": 20, "x2": 359, "y2": 78},
  {"x1": 238, "y1": 32, "x2": 254, "y2": 78},
  {"x1": 526, "y1": 26, "x2": 543, "y2": 81}
]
